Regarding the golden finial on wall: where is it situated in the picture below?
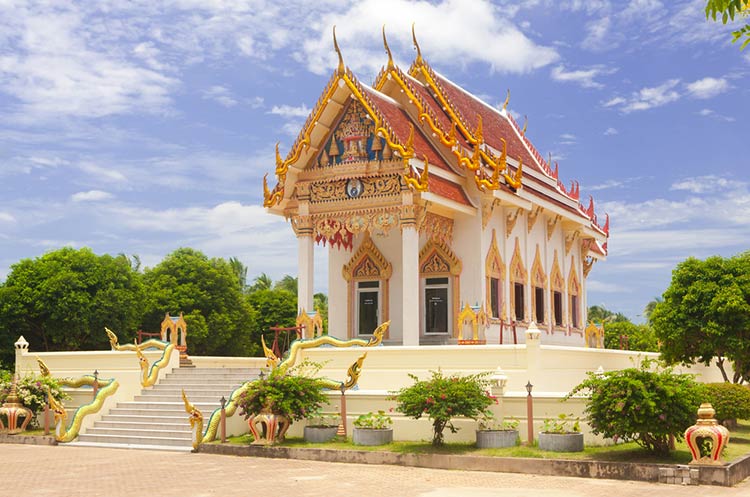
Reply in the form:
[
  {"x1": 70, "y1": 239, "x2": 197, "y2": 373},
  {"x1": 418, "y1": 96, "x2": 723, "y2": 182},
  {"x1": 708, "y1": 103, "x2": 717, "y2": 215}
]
[
  {"x1": 333, "y1": 26, "x2": 345, "y2": 75},
  {"x1": 502, "y1": 89, "x2": 510, "y2": 112},
  {"x1": 382, "y1": 25, "x2": 394, "y2": 70},
  {"x1": 412, "y1": 22, "x2": 423, "y2": 66}
]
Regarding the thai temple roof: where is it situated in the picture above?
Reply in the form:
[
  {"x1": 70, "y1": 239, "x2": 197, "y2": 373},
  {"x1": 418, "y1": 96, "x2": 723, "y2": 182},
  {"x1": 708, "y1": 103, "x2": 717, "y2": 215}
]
[{"x1": 263, "y1": 26, "x2": 609, "y2": 255}]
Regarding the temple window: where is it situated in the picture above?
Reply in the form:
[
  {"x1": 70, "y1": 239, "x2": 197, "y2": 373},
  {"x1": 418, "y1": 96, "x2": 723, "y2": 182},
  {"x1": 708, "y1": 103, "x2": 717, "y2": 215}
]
[
  {"x1": 356, "y1": 280, "x2": 381, "y2": 335},
  {"x1": 534, "y1": 287, "x2": 545, "y2": 323},
  {"x1": 424, "y1": 277, "x2": 450, "y2": 334},
  {"x1": 553, "y1": 291, "x2": 563, "y2": 326},
  {"x1": 489, "y1": 277, "x2": 501, "y2": 319},
  {"x1": 571, "y1": 295, "x2": 580, "y2": 329},
  {"x1": 513, "y1": 282, "x2": 525, "y2": 321}
]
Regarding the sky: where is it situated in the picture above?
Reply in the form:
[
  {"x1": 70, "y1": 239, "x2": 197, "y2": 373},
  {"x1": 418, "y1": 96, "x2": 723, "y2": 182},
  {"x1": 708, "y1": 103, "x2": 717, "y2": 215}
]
[{"x1": 0, "y1": 0, "x2": 748, "y2": 322}]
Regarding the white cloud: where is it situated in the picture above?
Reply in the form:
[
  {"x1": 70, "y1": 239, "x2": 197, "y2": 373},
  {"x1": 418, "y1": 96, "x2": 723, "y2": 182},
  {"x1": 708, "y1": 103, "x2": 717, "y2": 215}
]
[
  {"x1": 670, "y1": 175, "x2": 744, "y2": 194},
  {"x1": 557, "y1": 133, "x2": 577, "y2": 145},
  {"x1": 604, "y1": 79, "x2": 681, "y2": 113},
  {"x1": 76, "y1": 163, "x2": 127, "y2": 183},
  {"x1": 301, "y1": 0, "x2": 559, "y2": 76},
  {"x1": 0, "y1": 212, "x2": 16, "y2": 223},
  {"x1": 550, "y1": 65, "x2": 615, "y2": 89},
  {"x1": 685, "y1": 77, "x2": 729, "y2": 99},
  {"x1": 697, "y1": 108, "x2": 735, "y2": 122},
  {"x1": 202, "y1": 86, "x2": 238, "y2": 107},
  {"x1": 603, "y1": 127, "x2": 618, "y2": 135},
  {"x1": 269, "y1": 104, "x2": 312, "y2": 118},
  {"x1": 587, "y1": 280, "x2": 629, "y2": 293},
  {"x1": 581, "y1": 16, "x2": 611, "y2": 50},
  {"x1": 71, "y1": 190, "x2": 113, "y2": 202}
]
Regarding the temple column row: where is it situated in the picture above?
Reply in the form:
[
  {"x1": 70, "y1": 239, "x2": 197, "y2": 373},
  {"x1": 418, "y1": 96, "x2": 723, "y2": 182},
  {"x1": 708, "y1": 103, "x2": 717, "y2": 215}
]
[{"x1": 401, "y1": 203, "x2": 419, "y2": 346}]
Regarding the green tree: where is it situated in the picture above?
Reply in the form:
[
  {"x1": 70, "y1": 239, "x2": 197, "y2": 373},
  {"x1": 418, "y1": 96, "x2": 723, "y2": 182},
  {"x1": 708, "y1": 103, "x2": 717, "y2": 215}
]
[
  {"x1": 603, "y1": 321, "x2": 659, "y2": 352},
  {"x1": 248, "y1": 273, "x2": 273, "y2": 293},
  {"x1": 228, "y1": 257, "x2": 248, "y2": 292},
  {"x1": 0, "y1": 247, "x2": 145, "y2": 363},
  {"x1": 274, "y1": 275, "x2": 298, "y2": 295},
  {"x1": 652, "y1": 252, "x2": 750, "y2": 383},
  {"x1": 142, "y1": 248, "x2": 258, "y2": 357},
  {"x1": 314, "y1": 292, "x2": 329, "y2": 334},
  {"x1": 706, "y1": 0, "x2": 750, "y2": 49},
  {"x1": 643, "y1": 297, "x2": 662, "y2": 324},
  {"x1": 248, "y1": 289, "x2": 297, "y2": 335},
  {"x1": 587, "y1": 305, "x2": 628, "y2": 325}
]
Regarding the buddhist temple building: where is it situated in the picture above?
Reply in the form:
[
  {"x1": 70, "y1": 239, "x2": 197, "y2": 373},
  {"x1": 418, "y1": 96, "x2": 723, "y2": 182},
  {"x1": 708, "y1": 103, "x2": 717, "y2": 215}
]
[{"x1": 262, "y1": 28, "x2": 609, "y2": 347}]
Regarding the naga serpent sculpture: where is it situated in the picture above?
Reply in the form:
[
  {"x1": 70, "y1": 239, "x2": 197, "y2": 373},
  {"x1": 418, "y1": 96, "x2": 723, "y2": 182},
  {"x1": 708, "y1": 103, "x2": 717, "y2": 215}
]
[
  {"x1": 181, "y1": 389, "x2": 204, "y2": 450},
  {"x1": 105, "y1": 327, "x2": 167, "y2": 351},
  {"x1": 44, "y1": 375, "x2": 119, "y2": 443},
  {"x1": 134, "y1": 339, "x2": 176, "y2": 388},
  {"x1": 194, "y1": 321, "x2": 390, "y2": 444}
]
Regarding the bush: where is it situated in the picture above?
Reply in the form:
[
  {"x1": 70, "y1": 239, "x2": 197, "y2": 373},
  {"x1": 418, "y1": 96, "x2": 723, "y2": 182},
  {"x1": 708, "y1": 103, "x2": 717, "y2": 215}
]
[
  {"x1": 236, "y1": 361, "x2": 329, "y2": 423},
  {"x1": 568, "y1": 362, "x2": 704, "y2": 455},
  {"x1": 0, "y1": 372, "x2": 69, "y2": 427},
  {"x1": 541, "y1": 413, "x2": 581, "y2": 434},
  {"x1": 353, "y1": 410, "x2": 392, "y2": 430},
  {"x1": 703, "y1": 382, "x2": 750, "y2": 424},
  {"x1": 391, "y1": 370, "x2": 493, "y2": 446}
]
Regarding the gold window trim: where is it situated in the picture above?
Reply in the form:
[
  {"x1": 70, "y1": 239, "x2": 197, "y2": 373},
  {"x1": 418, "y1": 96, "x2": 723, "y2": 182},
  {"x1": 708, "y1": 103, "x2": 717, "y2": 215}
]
[
  {"x1": 419, "y1": 239, "x2": 462, "y2": 338},
  {"x1": 484, "y1": 229, "x2": 506, "y2": 320},
  {"x1": 568, "y1": 256, "x2": 581, "y2": 332},
  {"x1": 549, "y1": 250, "x2": 565, "y2": 330},
  {"x1": 343, "y1": 233, "x2": 392, "y2": 339},
  {"x1": 530, "y1": 245, "x2": 547, "y2": 325},
  {"x1": 509, "y1": 237, "x2": 527, "y2": 322}
]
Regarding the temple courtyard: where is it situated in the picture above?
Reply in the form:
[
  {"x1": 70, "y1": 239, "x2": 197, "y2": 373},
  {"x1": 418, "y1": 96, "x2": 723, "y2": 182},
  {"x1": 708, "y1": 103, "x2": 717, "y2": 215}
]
[{"x1": 3, "y1": 444, "x2": 749, "y2": 496}]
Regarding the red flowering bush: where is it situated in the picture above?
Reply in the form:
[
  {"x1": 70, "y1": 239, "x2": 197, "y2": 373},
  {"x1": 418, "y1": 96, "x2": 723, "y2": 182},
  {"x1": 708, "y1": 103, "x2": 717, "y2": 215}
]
[{"x1": 391, "y1": 370, "x2": 493, "y2": 446}]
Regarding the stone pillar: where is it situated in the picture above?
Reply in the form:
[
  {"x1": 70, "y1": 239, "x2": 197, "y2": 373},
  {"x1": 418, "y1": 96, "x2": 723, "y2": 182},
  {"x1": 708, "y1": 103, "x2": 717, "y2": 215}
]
[
  {"x1": 525, "y1": 321, "x2": 542, "y2": 386},
  {"x1": 297, "y1": 231, "x2": 315, "y2": 314},
  {"x1": 401, "y1": 205, "x2": 420, "y2": 347},
  {"x1": 14, "y1": 336, "x2": 29, "y2": 375}
]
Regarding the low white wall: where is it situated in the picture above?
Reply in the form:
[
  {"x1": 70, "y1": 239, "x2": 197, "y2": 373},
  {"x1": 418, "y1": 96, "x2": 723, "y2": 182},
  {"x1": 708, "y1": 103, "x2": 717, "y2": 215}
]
[{"x1": 190, "y1": 356, "x2": 266, "y2": 369}]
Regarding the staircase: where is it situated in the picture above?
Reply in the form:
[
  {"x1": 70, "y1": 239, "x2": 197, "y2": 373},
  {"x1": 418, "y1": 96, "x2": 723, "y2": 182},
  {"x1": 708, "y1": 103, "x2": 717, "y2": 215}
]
[{"x1": 72, "y1": 367, "x2": 259, "y2": 451}]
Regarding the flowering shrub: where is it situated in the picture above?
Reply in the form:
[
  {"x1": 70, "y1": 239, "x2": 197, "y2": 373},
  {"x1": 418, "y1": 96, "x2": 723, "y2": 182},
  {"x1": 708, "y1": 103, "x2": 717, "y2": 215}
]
[
  {"x1": 236, "y1": 361, "x2": 329, "y2": 422},
  {"x1": 0, "y1": 371, "x2": 69, "y2": 427},
  {"x1": 354, "y1": 410, "x2": 392, "y2": 430},
  {"x1": 703, "y1": 382, "x2": 750, "y2": 426},
  {"x1": 567, "y1": 362, "x2": 703, "y2": 454},
  {"x1": 391, "y1": 370, "x2": 493, "y2": 446}
]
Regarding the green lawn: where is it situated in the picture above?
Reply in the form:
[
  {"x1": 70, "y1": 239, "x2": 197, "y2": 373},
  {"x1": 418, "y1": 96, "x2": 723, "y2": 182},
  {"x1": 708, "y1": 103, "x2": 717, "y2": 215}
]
[{"x1": 221, "y1": 420, "x2": 750, "y2": 465}]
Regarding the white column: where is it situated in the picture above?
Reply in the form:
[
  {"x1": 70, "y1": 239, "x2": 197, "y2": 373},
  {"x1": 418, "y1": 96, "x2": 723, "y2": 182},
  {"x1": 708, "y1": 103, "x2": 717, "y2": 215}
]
[
  {"x1": 401, "y1": 225, "x2": 420, "y2": 346},
  {"x1": 298, "y1": 233, "x2": 314, "y2": 313}
]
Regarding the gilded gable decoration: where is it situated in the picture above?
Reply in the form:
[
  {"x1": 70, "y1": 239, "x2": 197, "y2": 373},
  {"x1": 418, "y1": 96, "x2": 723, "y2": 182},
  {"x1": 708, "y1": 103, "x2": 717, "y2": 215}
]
[
  {"x1": 568, "y1": 256, "x2": 581, "y2": 331},
  {"x1": 568, "y1": 257, "x2": 580, "y2": 294},
  {"x1": 550, "y1": 251, "x2": 564, "y2": 291},
  {"x1": 419, "y1": 212, "x2": 453, "y2": 245},
  {"x1": 481, "y1": 197, "x2": 499, "y2": 229},
  {"x1": 485, "y1": 229, "x2": 506, "y2": 320},
  {"x1": 531, "y1": 245, "x2": 546, "y2": 288},
  {"x1": 550, "y1": 250, "x2": 565, "y2": 329},
  {"x1": 505, "y1": 208, "x2": 521, "y2": 238},
  {"x1": 583, "y1": 256, "x2": 595, "y2": 278},
  {"x1": 419, "y1": 239, "x2": 461, "y2": 276},
  {"x1": 509, "y1": 238, "x2": 526, "y2": 283},
  {"x1": 565, "y1": 230, "x2": 579, "y2": 255},
  {"x1": 527, "y1": 206, "x2": 542, "y2": 233},
  {"x1": 309, "y1": 174, "x2": 401, "y2": 203},
  {"x1": 547, "y1": 215, "x2": 561, "y2": 241}
]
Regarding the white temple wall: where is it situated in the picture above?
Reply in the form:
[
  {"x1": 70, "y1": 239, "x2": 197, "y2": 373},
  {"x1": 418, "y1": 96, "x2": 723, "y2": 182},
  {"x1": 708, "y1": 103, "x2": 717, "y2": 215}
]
[
  {"x1": 327, "y1": 244, "x2": 349, "y2": 340},
  {"x1": 452, "y1": 210, "x2": 483, "y2": 312}
]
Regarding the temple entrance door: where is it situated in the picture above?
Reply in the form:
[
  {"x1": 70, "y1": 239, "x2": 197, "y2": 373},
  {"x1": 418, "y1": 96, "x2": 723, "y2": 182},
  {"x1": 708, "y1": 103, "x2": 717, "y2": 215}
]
[
  {"x1": 423, "y1": 277, "x2": 450, "y2": 335},
  {"x1": 356, "y1": 280, "x2": 380, "y2": 335}
]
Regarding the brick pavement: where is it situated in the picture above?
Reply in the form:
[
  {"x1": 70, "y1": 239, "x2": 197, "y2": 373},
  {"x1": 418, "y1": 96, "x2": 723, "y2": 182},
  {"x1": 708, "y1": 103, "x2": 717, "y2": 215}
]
[{"x1": 2, "y1": 444, "x2": 750, "y2": 497}]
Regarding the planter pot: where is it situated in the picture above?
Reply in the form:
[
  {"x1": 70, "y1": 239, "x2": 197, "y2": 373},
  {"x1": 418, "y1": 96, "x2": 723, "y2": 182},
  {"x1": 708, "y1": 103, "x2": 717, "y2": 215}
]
[
  {"x1": 304, "y1": 426, "x2": 338, "y2": 443},
  {"x1": 538, "y1": 432, "x2": 584, "y2": 452},
  {"x1": 475, "y1": 429, "x2": 519, "y2": 448},
  {"x1": 353, "y1": 427, "x2": 393, "y2": 446}
]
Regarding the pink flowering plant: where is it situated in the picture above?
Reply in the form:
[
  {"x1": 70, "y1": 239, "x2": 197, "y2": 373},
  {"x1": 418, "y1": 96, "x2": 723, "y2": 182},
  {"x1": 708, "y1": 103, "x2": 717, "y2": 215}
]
[
  {"x1": 567, "y1": 361, "x2": 704, "y2": 455},
  {"x1": 0, "y1": 370, "x2": 68, "y2": 427},
  {"x1": 391, "y1": 370, "x2": 493, "y2": 446},
  {"x1": 236, "y1": 360, "x2": 329, "y2": 422}
]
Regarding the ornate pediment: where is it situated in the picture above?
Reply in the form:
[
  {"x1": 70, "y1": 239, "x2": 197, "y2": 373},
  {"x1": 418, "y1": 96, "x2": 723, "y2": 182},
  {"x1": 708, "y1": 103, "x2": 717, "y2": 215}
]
[
  {"x1": 531, "y1": 244, "x2": 546, "y2": 287},
  {"x1": 315, "y1": 101, "x2": 384, "y2": 168},
  {"x1": 550, "y1": 250, "x2": 564, "y2": 291},
  {"x1": 419, "y1": 239, "x2": 462, "y2": 276},
  {"x1": 509, "y1": 237, "x2": 526, "y2": 283},
  {"x1": 342, "y1": 234, "x2": 392, "y2": 281}
]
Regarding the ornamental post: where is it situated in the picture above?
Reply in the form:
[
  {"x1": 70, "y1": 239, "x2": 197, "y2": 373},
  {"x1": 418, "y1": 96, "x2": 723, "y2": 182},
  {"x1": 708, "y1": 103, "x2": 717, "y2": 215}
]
[
  {"x1": 401, "y1": 203, "x2": 419, "y2": 346},
  {"x1": 294, "y1": 214, "x2": 315, "y2": 314}
]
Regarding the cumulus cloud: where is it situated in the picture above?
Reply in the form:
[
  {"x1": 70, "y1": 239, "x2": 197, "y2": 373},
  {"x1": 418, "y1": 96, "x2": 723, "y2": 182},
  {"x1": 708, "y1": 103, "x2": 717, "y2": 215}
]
[
  {"x1": 685, "y1": 77, "x2": 729, "y2": 99},
  {"x1": 71, "y1": 190, "x2": 114, "y2": 202},
  {"x1": 550, "y1": 64, "x2": 615, "y2": 89},
  {"x1": 0, "y1": 212, "x2": 16, "y2": 223},
  {"x1": 202, "y1": 86, "x2": 238, "y2": 107},
  {"x1": 603, "y1": 127, "x2": 618, "y2": 135},
  {"x1": 670, "y1": 175, "x2": 744, "y2": 194},
  {"x1": 603, "y1": 79, "x2": 681, "y2": 113},
  {"x1": 269, "y1": 104, "x2": 312, "y2": 118}
]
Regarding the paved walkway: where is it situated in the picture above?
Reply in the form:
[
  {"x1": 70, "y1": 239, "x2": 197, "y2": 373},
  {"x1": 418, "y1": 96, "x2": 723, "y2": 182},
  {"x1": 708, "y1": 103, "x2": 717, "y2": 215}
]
[{"x1": 3, "y1": 444, "x2": 750, "y2": 496}]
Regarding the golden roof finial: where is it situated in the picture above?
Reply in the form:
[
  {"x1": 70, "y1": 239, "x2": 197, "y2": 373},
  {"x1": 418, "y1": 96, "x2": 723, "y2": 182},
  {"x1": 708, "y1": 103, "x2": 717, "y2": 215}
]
[
  {"x1": 412, "y1": 22, "x2": 423, "y2": 66},
  {"x1": 522, "y1": 115, "x2": 528, "y2": 135},
  {"x1": 502, "y1": 89, "x2": 510, "y2": 112},
  {"x1": 382, "y1": 25, "x2": 394, "y2": 70},
  {"x1": 333, "y1": 25, "x2": 345, "y2": 75}
]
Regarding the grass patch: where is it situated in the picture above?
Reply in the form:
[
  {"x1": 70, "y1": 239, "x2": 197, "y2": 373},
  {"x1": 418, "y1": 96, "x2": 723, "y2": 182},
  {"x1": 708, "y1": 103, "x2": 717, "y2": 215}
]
[{"x1": 219, "y1": 420, "x2": 750, "y2": 465}]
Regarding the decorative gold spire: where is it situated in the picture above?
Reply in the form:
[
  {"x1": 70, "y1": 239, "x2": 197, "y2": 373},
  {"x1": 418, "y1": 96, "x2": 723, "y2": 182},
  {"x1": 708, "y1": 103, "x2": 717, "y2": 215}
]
[
  {"x1": 502, "y1": 89, "x2": 510, "y2": 111},
  {"x1": 382, "y1": 25, "x2": 394, "y2": 70},
  {"x1": 412, "y1": 22, "x2": 423, "y2": 66},
  {"x1": 333, "y1": 25, "x2": 345, "y2": 75}
]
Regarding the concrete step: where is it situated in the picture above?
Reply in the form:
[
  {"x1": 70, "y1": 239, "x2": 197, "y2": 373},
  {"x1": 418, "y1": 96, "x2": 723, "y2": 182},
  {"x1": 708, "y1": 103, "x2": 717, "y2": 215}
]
[
  {"x1": 141, "y1": 386, "x2": 238, "y2": 395},
  {"x1": 98, "y1": 414, "x2": 187, "y2": 424},
  {"x1": 94, "y1": 420, "x2": 189, "y2": 431},
  {"x1": 86, "y1": 426, "x2": 192, "y2": 438},
  {"x1": 134, "y1": 394, "x2": 226, "y2": 403},
  {"x1": 65, "y1": 441, "x2": 192, "y2": 452},
  {"x1": 76, "y1": 433, "x2": 192, "y2": 447}
]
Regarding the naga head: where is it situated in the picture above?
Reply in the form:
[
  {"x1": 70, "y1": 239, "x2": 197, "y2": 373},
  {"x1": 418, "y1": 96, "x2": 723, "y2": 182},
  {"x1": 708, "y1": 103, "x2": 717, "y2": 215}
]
[
  {"x1": 342, "y1": 352, "x2": 367, "y2": 390},
  {"x1": 181, "y1": 389, "x2": 203, "y2": 428},
  {"x1": 135, "y1": 341, "x2": 147, "y2": 371},
  {"x1": 367, "y1": 321, "x2": 390, "y2": 347},
  {"x1": 261, "y1": 335, "x2": 280, "y2": 369},
  {"x1": 105, "y1": 327, "x2": 120, "y2": 349},
  {"x1": 36, "y1": 356, "x2": 51, "y2": 377},
  {"x1": 47, "y1": 387, "x2": 67, "y2": 426}
]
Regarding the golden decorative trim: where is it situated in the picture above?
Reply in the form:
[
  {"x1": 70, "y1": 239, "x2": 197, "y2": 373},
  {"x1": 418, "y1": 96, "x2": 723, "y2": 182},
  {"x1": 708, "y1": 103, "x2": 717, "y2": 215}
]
[
  {"x1": 583, "y1": 255, "x2": 595, "y2": 278},
  {"x1": 550, "y1": 250, "x2": 564, "y2": 291},
  {"x1": 481, "y1": 197, "x2": 498, "y2": 229},
  {"x1": 291, "y1": 215, "x2": 313, "y2": 236},
  {"x1": 309, "y1": 174, "x2": 402, "y2": 203},
  {"x1": 419, "y1": 212, "x2": 453, "y2": 245},
  {"x1": 527, "y1": 206, "x2": 542, "y2": 233},
  {"x1": 530, "y1": 244, "x2": 547, "y2": 324},
  {"x1": 456, "y1": 303, "x2": 488, "y2": 342},
  {"x1": 565, "y1": 230, "x2": 580, "y2": 255},
  {"x1": 404, "y1": 153, "x2": 429, "y2": 192},
  {"x1": 485, "y1": 229, "x2": 505, "y2": 319},
  {"x1": 509, "y1": 237, "x2": 526, "y2": 321},
  {"x1": 502, "y1": 89, "x2": 510, "y2": 112},
  {"x1": 296, "y1": 309, "x2": 324, "y2": 339},
  {"x1": 585, "y1": 321, "x2": 604, "y2": 348},
  {"x1": 546, "y1": 214, "x2": 561, "y2": 241},
  {"x1": 568, "y1": 256, "x2": 581, "y2": 330},
  {"x1": 505, "y1": 208, "x2": 521, "y2": 238}
]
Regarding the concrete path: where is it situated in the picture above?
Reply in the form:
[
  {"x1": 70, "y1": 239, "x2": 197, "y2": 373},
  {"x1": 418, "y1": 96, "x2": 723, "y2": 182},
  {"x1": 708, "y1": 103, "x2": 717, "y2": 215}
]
[{"x1": 2, "y1": 444, "x2": 749, "y2": 497}]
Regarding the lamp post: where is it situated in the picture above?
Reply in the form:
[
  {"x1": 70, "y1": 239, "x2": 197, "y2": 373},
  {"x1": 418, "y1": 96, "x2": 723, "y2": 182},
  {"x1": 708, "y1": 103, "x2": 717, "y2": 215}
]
[
  {"x1": 526, "y1": 381, "x2": 534, "y2": 445},
  {"x1": 337, "y1": 382, "x2": 347, "y2": 438},
  {"x1": 220, "y1": 396, "x2": 227, "y2": 443},
  {"x1": 93, "y1": 370, "x2": 99, "y2": 398}
]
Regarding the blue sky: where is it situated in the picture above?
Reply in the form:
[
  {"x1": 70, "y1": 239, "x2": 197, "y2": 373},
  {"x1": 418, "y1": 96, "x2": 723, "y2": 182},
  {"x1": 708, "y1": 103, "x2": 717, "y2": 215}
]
[{"x1": 0, "y1": 0, "x2": 747, "y2": 322}]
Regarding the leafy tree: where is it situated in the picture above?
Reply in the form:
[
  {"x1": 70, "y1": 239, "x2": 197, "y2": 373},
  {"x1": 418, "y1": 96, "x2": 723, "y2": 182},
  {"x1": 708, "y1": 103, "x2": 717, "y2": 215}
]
[
  {"x1": 587, "y1": 305, "x2": 628, "y2": 325},
  {"x1": 0, "y1": 247, "x2": 145, "y2": 362},
  {"x1": 142, "y1": 248, "x2": 258, "y2": 357},
  {"x1": 703, "y1": 382, "x2": 750, "y2": 426},
  {"x1": 651, "y1": 253, "x2": 750, "y2": 383},
  {"x1": 314, "y1": 292, "x2": 329, "y2": 334},
  {"x1": 248, "y1": 273, "x2": 273, "y2": 293},
  {"x1": 706, "y1": 0, "x2": 750, "y2": 49},
  {"x1": 603, "y1": 321, "x2": 659, "y2": 352},
  {"x1": 568, "y1": 363, "x2": 705, "y2": 455},
  {"x1": 643, "y1": 297, "x2": 662, "y2": 324},
  {"x1": 228, "y1": 257, "x2": 248, "y2": 292},
  {"x1": 392, "y1": 370, "x2": 493, "y2": 446},
  {"x1": 248, "y1": 289, "x2": 297, "y2": 335},
  {"x1": 274, "y1": 275, "x2": 298, "y2": 295}
]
